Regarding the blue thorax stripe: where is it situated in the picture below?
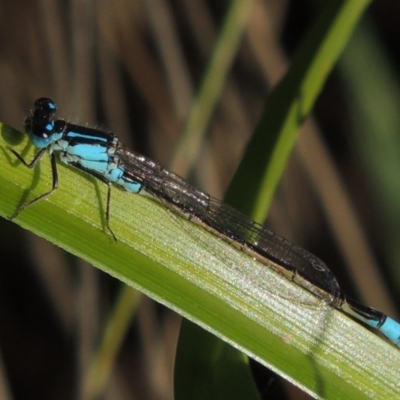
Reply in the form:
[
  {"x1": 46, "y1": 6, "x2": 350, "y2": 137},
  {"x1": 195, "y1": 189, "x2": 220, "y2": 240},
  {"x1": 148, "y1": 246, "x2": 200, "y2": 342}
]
[{"x1": 66, "y1": 124, "x2": 110, "y2": 144}]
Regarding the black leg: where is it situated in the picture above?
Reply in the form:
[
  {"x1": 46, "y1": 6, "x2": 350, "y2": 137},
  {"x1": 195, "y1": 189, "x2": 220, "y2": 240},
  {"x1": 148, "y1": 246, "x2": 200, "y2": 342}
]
[
  {"x1": 8, "y1": 146, "x2": 118, "y2": 241},
  {"x1": 7, "y1": 148, "x2": 59, "y2": 219},
  {"x1": 105, "y1": 182, "x2": 117, "y2": 241},
  {"x1": 6, "y1": 146, "x2": 47, "y2": 168}
]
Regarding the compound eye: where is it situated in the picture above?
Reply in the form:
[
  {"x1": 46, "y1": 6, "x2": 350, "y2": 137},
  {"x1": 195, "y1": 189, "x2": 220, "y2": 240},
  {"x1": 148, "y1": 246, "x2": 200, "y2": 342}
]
[
  {"x1": 34, "y1": 98, "x2": 57, "y2": 116},
  {"x1": 28, "y1": 120, "x2": 54, "y2": 138},
  {"x1": 30, "y1": 125, "x2": 54, "y2": 148}
]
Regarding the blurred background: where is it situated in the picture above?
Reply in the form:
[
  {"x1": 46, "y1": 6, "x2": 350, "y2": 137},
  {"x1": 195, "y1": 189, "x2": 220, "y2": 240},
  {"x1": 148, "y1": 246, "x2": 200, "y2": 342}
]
[{"x1": 0, "y1": 0, "x2": 399, "y2": 399}]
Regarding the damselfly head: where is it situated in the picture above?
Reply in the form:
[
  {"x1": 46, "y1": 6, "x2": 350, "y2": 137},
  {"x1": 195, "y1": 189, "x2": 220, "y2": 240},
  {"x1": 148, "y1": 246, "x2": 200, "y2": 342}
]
[{"x1": 24, "y1": 98, "x2": 64, "y2": 148}]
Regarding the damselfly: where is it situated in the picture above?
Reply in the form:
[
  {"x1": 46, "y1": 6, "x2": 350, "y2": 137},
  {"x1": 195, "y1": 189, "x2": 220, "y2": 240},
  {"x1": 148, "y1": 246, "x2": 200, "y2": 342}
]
[{"x1": 7, "y1": 98, "x2": 400, "y2": 348}]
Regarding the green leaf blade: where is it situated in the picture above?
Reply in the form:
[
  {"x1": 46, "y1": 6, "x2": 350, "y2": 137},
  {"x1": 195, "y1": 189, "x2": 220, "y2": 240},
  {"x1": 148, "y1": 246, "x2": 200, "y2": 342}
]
[{"x1": 1, "y1": 123, "x2": 400, "y2": 398}]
